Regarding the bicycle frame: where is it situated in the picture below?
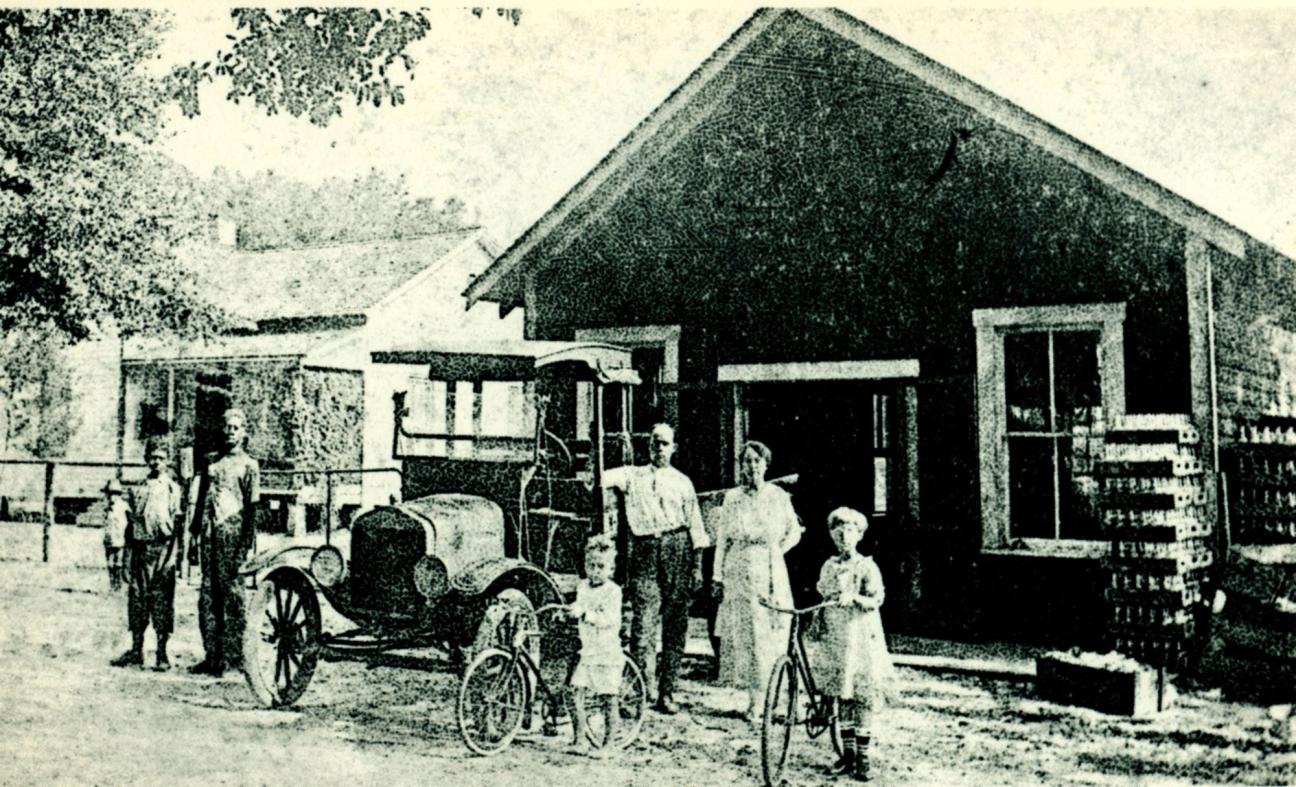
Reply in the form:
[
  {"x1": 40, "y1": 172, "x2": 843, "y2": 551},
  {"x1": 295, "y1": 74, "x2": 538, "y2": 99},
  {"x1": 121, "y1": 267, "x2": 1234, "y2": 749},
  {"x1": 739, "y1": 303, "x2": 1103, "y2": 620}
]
[
  {"x1": 458, "y1": 600, "x2": 645, "y2": 756},
  {"x1": 764, "y1": 599, "x2": 839, "y2": 732},
  {"x1": 510, "y1": 603, "x2": 570, "y2": 727}
]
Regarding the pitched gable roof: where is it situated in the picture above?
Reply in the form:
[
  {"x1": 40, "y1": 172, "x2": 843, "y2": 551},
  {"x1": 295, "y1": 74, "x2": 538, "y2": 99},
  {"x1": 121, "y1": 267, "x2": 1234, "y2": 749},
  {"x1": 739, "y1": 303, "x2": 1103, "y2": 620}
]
[
  {"x1": 465, "y1": 7, "x2": 1259, "y2": 309},
  {"x1": 187, "y1": 228, "x2": 484, "y2": 322}
]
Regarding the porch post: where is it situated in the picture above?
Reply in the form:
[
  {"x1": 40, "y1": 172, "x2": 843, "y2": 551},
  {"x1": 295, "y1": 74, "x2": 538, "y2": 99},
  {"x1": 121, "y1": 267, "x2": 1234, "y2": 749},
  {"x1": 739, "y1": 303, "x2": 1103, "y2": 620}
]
[
  {"x1": 902, "y1": 385, "x2": 921, "y2": 523},
  {"x1": 730, "y1": 383, "x2": 745, "y2": 486},
  {"x1": 1185, "y1": 234, "x2": 1220, "y2": 530},
  {"x1": 523, "y1": 271, "x2": 539, "y2": 341}
]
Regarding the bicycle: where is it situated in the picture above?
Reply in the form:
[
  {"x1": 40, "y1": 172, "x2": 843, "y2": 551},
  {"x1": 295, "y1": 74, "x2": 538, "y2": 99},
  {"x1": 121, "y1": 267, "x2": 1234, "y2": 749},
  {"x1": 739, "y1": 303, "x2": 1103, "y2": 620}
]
[
  {"x1": 759, "y1": 598, "x2": 844, "y2": 787},
  {"x1": 456, "y1": 602, "x2": 647, "y2": 756}
]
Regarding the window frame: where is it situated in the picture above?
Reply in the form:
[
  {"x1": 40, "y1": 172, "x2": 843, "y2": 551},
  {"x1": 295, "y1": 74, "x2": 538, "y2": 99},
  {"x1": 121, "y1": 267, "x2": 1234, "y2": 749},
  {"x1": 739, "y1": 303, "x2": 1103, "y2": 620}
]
[
  {"x1": 573, "y1": 325, "x2": 681, "y2": 441},
  {"x1": 974, "y1": 303, "x2": 1126, "y2": 557}
]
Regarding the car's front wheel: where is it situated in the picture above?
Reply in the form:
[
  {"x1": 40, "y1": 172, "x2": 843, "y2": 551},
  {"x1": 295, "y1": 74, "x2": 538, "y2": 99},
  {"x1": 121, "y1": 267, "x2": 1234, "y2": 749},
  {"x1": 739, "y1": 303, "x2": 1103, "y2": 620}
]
[
  {"x1": 468, "y1": 587, "x2": 539, "y2": 667},
  {"x1": 243, "y1": 568, "x2": 321, "y2": 708}
]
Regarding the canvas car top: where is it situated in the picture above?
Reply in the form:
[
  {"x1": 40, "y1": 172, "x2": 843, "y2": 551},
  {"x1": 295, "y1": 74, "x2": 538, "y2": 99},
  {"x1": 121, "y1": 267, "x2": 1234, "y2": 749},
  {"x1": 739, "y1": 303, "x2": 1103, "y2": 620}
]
[{"x1": 370, "y1": 338, "x2": 640, "y2": 384}]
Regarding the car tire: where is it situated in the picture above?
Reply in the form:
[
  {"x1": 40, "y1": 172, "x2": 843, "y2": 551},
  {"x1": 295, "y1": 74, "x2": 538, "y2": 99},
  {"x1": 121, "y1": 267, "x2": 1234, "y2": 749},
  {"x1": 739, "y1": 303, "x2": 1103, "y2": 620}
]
[
  {"x1": 243, "y1": 568, "x2": 321, "y2": 708},
  {"x1": 468, "y1": 587, "x2": 539, "y2": 668}
]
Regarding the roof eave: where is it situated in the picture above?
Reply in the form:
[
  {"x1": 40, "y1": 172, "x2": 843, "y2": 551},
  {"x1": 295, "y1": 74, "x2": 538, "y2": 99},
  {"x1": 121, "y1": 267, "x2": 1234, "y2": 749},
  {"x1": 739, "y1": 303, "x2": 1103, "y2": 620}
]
[
  {"x1": 465, "y1": 7, "x2": 1263, "y2": 310},
  {"x1": 463, "y1": 8, "x2": 788, "y2": 307},
  {"x1": 799, "y1": 8, "x2": 1248, "y2": 259}
]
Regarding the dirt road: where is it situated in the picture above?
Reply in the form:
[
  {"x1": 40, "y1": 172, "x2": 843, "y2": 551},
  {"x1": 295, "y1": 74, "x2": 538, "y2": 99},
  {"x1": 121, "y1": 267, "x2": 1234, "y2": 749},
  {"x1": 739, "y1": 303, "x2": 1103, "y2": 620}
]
[{"x1": 2, "y1": 559, "x2": 1293, "y2": 786}]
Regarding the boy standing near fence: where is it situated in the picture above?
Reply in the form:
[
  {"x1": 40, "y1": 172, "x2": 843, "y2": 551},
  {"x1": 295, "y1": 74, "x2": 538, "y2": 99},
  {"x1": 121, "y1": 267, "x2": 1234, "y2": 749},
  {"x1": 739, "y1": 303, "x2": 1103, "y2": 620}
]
[{"x1": 111, "y1": 439, "x2": 183, "y2": 670}]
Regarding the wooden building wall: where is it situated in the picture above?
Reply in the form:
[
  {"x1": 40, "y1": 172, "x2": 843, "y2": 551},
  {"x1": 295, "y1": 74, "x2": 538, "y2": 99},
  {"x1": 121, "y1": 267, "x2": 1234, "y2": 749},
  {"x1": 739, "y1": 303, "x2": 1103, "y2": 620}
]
[
  {"x1": 518, "y1": 13, "x2": 1211, "y2": 643},
  {"x1": 1215, "y1": 241, "x2": 1296, "y2": 438}
]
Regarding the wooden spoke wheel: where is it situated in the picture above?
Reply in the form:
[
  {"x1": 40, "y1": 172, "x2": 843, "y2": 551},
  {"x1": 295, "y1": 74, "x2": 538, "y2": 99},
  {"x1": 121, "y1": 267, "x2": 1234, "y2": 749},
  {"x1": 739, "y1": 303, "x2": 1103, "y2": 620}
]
[
  {"x1": 469, "y1": 588, "x2": 539, "y2": 665},
  {"x1": 583, "y1": 653, "x2": 647, "y2": 750},
  {"x1": 243, "y1": 568, "x2": 321, "y2": 708},
  {"x1": 457, "y1": 648, "x2": 529, "y2": 756}
]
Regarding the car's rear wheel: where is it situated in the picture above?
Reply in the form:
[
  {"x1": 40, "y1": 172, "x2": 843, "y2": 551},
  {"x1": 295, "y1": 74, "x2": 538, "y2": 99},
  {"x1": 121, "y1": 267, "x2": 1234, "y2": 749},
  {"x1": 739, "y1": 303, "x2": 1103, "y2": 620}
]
[
  {"x1": 243, "y1": 568, "x2": 321, "y2": 708},
  {"x1": 458, "y1": 648, "x2": 528, "y2": 755}
]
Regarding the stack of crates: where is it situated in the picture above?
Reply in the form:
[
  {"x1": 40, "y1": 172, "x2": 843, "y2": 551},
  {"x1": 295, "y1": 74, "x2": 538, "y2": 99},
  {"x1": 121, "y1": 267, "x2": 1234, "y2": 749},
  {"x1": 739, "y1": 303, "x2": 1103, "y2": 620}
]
[
  {"x1": 1225, "y1": 415, "x2": 1296, "y2": 544},
  {"x1": 1100, "y1": 414, "x2": 1213, "y2": 669}
]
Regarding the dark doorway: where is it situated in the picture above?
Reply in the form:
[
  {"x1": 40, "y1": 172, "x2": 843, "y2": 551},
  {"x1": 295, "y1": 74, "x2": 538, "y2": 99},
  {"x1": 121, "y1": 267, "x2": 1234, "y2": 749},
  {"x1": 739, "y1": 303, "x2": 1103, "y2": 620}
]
[{"x1": 741, "y1": 381, "x2": 900, "y2": 605}]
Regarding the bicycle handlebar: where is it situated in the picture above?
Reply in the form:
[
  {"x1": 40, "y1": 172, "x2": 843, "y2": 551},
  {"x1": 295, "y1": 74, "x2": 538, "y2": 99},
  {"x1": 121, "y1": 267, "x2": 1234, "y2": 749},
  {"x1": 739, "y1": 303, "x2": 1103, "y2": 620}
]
[
  {"x1": 536, "y1": 603, "x2": 570, "y2": 616},
  {"x1": 758, "y1": 597, "x2": 838, "y2": 615}
]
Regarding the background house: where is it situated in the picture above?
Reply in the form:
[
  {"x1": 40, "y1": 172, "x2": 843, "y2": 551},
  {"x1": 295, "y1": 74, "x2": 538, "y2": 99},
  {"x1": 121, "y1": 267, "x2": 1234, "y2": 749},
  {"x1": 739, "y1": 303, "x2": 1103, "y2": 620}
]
[
  {"x1": 121, "y1": 227, "x2": 524, "y2": 526},
  {"x1": 464, "y1": 9, "x2": 1296, "y2": 647}
]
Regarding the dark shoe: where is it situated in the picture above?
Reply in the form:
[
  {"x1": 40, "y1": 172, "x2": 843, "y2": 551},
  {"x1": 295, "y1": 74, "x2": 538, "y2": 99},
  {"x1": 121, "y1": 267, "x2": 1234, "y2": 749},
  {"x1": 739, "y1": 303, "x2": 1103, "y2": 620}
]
[
  {"x1": 654, "y1": 696, "x2": 679, "y2": 715},
  {"x1": 154, "y1": 654, "x2": 171, "y2": 672},
  {"x1": 110, "y1": 650, "x2": 143, "y2": 668},
  {"x1": 853, "y1": 755, "x2": 872, "y2": 782},
  {"x1": 829, "y1": 751, "x2": 856, "y2": 775},
  {"x1": 188, "y1": 660, "x2": 223, "y2": 677}
]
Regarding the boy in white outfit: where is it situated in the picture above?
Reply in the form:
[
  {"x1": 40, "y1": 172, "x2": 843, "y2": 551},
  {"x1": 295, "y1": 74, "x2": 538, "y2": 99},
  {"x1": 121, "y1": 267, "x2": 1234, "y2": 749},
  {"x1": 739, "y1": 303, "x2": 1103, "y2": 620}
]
[{"x1": 566, "y1": 535, "x2": 623, "y2": 754}]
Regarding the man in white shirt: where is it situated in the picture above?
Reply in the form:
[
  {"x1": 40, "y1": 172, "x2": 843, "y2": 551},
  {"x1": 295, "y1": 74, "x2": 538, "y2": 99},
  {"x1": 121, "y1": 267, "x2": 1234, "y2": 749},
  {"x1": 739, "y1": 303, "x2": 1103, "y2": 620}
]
[{"x1": 602, "y1": 423, "x2": 709, "y2": 714}]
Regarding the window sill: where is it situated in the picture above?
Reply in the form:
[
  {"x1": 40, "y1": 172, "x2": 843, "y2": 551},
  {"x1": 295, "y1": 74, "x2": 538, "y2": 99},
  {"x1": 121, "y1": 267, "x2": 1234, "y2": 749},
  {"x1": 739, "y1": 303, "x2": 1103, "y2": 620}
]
[{"x1": 982, "y1": 539, "x2": 1108, "y2": 560}]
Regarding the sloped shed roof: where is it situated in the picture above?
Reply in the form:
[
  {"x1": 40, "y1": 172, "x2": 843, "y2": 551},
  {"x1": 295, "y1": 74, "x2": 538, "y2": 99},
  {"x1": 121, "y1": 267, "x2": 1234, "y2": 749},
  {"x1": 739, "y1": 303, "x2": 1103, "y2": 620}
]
[
  {"x1": 123, "y1": 328, "x2": 358, "y2": 365},
  {"x1": 186, "y1": 228, "x2": 485, "y2": 322}
]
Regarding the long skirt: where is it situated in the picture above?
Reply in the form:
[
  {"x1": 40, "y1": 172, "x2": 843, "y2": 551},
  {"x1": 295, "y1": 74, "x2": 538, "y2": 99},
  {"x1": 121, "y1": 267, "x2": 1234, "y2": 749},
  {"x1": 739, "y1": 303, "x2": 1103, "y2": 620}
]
[{"x1": 717, "y1": 543, "x2": 792, "y2": 691}]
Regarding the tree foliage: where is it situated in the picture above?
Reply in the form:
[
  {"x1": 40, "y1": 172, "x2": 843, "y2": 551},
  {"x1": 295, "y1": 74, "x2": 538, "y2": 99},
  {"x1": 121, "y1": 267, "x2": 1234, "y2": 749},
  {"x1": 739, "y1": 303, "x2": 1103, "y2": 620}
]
[
  {"x1": 1, "y1": 9, "x2": 226, "y2": 340},
  {"x1": 203, "y1": 168, "x2": 468, "y2": 250},
  {"x1": 4, "y1": 7, "x2": 498, "y2": 342},
  {"x1": 167, "y1": 8, "x2": 523, "y2": 126},
  {"x1": 0, "y1": 327, "x2": 76, "y2": 458},
  {"x1": 168, "y1": 9, "x2": 432, "y2": 127}
]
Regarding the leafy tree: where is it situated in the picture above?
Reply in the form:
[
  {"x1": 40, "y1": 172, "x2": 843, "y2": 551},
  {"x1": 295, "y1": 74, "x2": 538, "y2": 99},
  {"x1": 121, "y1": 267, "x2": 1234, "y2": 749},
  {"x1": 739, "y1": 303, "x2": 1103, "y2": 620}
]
[
  {"x1": 168, "y1": 7, "x2": 521, "y2": 127},
  {"x1": 204, "y1": 168, "x2": 470, "y2": 250},
  {"x1": 0, "y1": 327, "x2": 76, "y2": 458},
  {"x1": 4, "y1": 8, "x2": 501, "y2": 341},
  {"x1": 1, "y1": 10, "x2": 225, "y2": 341}
]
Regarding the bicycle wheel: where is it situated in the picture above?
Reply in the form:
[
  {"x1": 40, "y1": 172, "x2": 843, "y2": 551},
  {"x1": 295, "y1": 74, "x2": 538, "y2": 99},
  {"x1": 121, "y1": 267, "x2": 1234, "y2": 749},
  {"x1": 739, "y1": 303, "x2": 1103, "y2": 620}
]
[
  {"x1": 585, "y1": 654, "x2": 646, "y2": 750},
  {"x1": 761, "y1": 655, "x2": 799, "y2": 787},
  {"x1": 828, "y1": 695, "x2": 844, "y2": 757},
  {"x1": 458, "y1": 648, "x2": 529, "y2": 756}
]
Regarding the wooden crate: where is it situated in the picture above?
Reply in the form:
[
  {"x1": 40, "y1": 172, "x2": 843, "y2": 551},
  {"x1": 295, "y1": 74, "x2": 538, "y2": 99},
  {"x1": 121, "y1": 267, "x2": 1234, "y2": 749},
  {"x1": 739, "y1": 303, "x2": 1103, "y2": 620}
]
[{"x1": 1036, "y1": 652, "x2": 1165, "y2": 717}]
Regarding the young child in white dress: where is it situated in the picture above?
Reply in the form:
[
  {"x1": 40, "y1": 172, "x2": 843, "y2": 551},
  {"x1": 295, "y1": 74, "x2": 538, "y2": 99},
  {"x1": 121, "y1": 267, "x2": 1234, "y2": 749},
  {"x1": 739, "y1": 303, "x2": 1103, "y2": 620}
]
[
  {"x1": 566, "y1": 535, "x2": 623, "y2": 754},
  {"x1": 815, "y1": 507, "x2": 897, "y2": 782},
  {"x1": 102, "y1": 479, "x2": 129, "y2": 592}
]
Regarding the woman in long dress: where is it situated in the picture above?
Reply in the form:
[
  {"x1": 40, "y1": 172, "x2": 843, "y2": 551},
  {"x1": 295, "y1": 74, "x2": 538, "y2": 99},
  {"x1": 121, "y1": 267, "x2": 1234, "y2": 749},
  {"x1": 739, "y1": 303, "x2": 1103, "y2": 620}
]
[{"x1": 713, "y1": 440, "x2": 803, "y2": 720}]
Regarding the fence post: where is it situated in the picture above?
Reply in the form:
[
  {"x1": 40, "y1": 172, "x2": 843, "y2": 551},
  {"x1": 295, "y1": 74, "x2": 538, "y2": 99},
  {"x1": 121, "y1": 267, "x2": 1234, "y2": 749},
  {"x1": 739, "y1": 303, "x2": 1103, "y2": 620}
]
[{"x1": 42, "y1": 462, "x2": 55, "y2": 563}]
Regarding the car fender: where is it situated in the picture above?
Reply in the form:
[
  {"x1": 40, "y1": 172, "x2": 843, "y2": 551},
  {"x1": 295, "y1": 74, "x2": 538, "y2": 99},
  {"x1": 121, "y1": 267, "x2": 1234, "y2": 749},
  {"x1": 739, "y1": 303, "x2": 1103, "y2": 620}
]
[
  {"x1": 451, "y1": 556, "x2": 562, "y2": 604},
  {"x1": 238, "y1": 545, "x2": 316, "y2": 580}
]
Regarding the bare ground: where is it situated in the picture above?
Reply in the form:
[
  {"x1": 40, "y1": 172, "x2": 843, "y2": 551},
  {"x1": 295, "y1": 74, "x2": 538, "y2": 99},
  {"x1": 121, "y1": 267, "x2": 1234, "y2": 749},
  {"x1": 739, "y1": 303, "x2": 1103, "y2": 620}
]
[{"x1": 1, "y1": 553, "x2": 1294, "y2": 786}]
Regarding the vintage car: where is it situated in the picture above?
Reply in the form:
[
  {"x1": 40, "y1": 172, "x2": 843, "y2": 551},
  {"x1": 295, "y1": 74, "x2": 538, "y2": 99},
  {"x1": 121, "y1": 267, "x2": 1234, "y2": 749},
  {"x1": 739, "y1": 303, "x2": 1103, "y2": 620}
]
[{"x1": 238, "y1": 339, "x2": 641, "y2": 708}]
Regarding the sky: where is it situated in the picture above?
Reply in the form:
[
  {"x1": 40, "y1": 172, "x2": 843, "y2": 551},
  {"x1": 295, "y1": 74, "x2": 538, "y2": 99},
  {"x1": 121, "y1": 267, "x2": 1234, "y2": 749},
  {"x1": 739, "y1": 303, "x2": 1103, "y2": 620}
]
[{"x1": 156, "y1": 5, "x2": 1296, "y2": 257}]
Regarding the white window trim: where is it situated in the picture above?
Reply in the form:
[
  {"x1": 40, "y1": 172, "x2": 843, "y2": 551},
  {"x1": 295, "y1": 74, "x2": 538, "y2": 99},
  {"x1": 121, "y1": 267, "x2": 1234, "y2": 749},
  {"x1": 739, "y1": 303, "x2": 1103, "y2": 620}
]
[
  {"x1": 575, "y1": 325, "x2": 680, "y2": 383},
  {"x1": 974, "y1": 302, "x2": 1126, "y2": 558},
  {"x1": 573, "y1": 325, "x2": 681, "y2": 438},
  {"x1": 718, "y1": 358, "x2": 919, "y2": 383}
]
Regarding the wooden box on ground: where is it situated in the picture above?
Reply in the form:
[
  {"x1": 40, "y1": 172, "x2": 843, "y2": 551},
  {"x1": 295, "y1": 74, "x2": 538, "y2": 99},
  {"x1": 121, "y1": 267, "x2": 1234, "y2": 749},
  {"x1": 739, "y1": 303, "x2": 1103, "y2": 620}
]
[{"x1": 1036, "y1": 651, "x2": 1166, "y2": 717}]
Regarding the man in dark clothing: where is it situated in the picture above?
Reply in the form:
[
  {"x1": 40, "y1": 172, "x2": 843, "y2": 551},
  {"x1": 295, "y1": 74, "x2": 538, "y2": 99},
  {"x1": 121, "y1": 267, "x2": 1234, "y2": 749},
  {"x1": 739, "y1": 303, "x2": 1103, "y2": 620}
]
[{"x1": 188, "y1": 408, "x2": 260, "y2": 676}]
